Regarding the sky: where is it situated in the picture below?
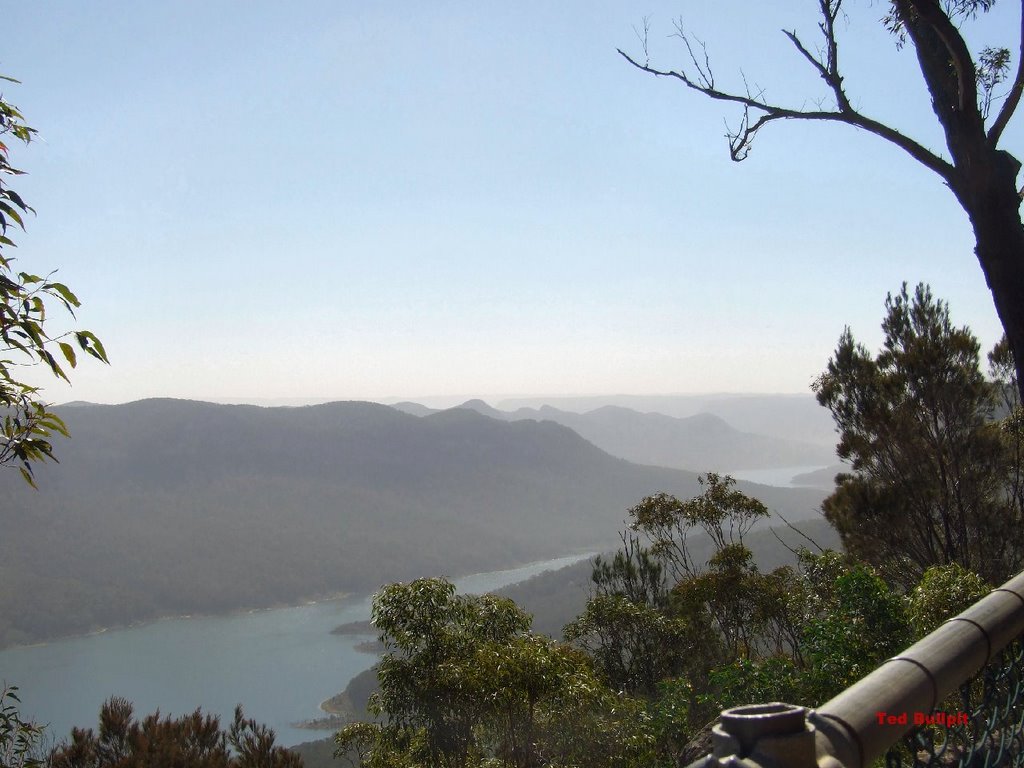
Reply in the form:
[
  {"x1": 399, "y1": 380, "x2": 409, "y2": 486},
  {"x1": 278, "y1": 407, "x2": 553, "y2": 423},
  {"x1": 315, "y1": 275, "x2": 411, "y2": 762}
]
[{"x1": 2, "y1": 1, "x2": 1019, "y2": 406}]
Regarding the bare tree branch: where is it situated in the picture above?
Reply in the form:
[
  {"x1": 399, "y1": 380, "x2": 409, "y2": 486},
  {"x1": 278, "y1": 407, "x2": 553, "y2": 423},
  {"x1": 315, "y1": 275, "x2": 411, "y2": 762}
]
[
  {"x1": 632, "y1": 16, "x2": 651, "y2": 68},
  {"x1": 988, "y1": 0, "x2": 1024, "y2": 145},
  {"x1": 616, "y1": 46, "x2": 955, "y2": 180},
  {"x1": 672, "y1": 19, "x2": 714, "y2": 90},
  {"x1": 782, "y1": 0, "x2": 853, "y2": 113}
]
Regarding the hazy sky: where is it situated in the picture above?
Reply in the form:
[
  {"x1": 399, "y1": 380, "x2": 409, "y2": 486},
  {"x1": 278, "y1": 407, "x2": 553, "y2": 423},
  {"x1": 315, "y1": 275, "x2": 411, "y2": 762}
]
[{"x1": 4, "y1": 1, "x2": 1018, "y2": 405}]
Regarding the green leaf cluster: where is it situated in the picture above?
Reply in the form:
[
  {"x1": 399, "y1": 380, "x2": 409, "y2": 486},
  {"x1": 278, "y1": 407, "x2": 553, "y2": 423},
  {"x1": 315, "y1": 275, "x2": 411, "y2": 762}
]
[
  {"x1": 561, "y1": 473, "x2": 917, "y2": 756},
  {"x1": 906, "y1": 562, "x2": 991, "y2": 637},
  {"x1": 0, "y1": 685, "x2": 45, "y2": 768},
  {"x1": 336, "y1": 578, "x2": 659, "y2": 768},
  {"x1": 0, "y1": 76, "x2": 108, "y2": 487}
]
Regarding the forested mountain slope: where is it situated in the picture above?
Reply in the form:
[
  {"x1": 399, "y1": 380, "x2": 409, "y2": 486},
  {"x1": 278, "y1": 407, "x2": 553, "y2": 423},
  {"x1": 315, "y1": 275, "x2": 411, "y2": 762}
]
[{"x1": 0, "y1": 399, "x2": 825, "y2": 647}]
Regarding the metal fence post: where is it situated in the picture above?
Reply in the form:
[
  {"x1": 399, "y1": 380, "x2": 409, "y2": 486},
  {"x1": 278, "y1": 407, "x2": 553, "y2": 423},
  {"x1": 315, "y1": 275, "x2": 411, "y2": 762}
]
[{"x1": 691, "y1": 702, "x2": 819, "y2": 768}]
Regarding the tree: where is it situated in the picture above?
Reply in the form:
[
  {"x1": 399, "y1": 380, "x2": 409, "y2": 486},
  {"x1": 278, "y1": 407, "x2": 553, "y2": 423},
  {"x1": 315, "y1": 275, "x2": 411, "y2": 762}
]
[
  {"x1": 796, "y1": 559, "x2": 911, "y2": 701},
  {"x1": 619, "y1": 1, "x2": 1024, "y2": 403},
  {"x1": 566, "y1": 474, "x2": 807, "y2": 711},
  {"x1": 0, "y1": 76, "x2": 107, "y2": 487},
  {"x1": 628, "y1": 473, "x2": 769, "y2": 583},
  {"x1": 565, "y1": 476, "x2": 914, "y2": 756},
  {"x1": 0, "y1": 72, "x2": 109, "y2": 768},
  {"x1": 686, "y1": 549, "x2": 911, "y2": 719},
  {"x1": 813, "y1": 283, "x2": 1023, "y2": 587},
  {"x1": 359, "y1": 579, "x2": 532, "y2": 768},
  {"x1": 336, "y1": 578, "x2": 656, "y2": 768},
  {"x1": 47, "y1": 697, "x2": 302, "y2": 768},
  {"x1": 906, "y1": 562, "x2": 991, "y2": 635}
]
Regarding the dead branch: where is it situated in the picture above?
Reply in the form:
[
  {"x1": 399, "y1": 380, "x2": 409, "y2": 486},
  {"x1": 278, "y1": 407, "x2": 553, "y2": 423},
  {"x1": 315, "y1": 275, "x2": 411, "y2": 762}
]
[{"x1": 616, "y1": 2, "x2": 956, "y2": 182}]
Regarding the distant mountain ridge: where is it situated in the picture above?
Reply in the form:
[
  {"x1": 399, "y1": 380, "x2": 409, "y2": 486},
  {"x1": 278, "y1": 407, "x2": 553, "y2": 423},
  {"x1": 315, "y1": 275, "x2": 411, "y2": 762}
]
[
  {"x1": 0, "y1": 398, "x2": 825, "y2": 648},
  {"x1": 492, "y1": 393, "x2": 837, "y2": 447},
  {"x1": 390, "y1": 398, "x2": 835, "y2": 472}
]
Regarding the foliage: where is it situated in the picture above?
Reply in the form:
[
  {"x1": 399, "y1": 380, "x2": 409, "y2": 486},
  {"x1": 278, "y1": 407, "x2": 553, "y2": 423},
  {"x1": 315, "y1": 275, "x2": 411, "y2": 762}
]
[
  {"x1": 906, "y1": 563, "x2": 991, "y2": 637},
  {"x1": 627, "y1": 473, "x2": 769, "y2": 582},
  {"x1": 589, "y1": 532, "x2": 669, "y2": 609},
  {"x1": 670, "y1": 545, "x2": 802, "y2": 663},
  {"x1": 565, "y1": 476, "x2": 813, "y2": 759},
  {"x1": 697, "y1": 657, "x2": 803, "y2": 716},
  {"x1": 46, "y1": 697, "x2": 301, "y2": 768},
  {"x1": 645, "y1": 678, "x2": 695, "y2": 768},
  {"x1": 563, "y1": 531, "x2": 700, "y2": 699},
  {"x1": 686, "y1": 550, "x2": 910, "y2": 715},
  {"x1": 0, "y1": 76, "x2": 107, "y2": 487},
  {"x1": 567, "y1": 479, "x2": 917, "y2": 736},
  {"x1": 563, "y1": 592, "x2": 696, "y2": 700},
  {"x1": 336, "y1": 578, "x2": 658, "y2": 768},
  {"x1": 798, "y1": 562, "x2": 911, "y2": 703},
  {"x1": 567, "y1": 474, "x2": 793, "y2": 702},
  {"x1": 989, "y1": 335, "x2": 1024, "y2": 518},
  {"x1": 1, "y1": 685, "x2": 45, "y2": 768},
  {"x1": 813, "y1": 283, "x2": 1023, "y2": 588},
  {"x1": 338, "y1": 524, "x2": 979, "y2": 767}
]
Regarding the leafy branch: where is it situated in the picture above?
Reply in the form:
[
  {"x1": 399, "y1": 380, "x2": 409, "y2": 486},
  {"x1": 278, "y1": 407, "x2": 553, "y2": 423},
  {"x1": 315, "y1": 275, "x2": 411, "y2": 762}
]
[{"x1": 0, "y1": 76, "x2": 109, "y2": 486}]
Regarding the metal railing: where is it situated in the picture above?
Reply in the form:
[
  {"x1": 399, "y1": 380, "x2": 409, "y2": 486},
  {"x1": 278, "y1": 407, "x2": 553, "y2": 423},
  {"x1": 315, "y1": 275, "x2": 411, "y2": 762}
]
[{"x1": 691, "y1": 570, "x2": 1024, "y2": 768}]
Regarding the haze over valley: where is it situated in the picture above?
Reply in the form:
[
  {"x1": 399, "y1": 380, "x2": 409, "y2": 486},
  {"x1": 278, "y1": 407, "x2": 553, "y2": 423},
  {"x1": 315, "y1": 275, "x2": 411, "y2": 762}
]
[
  {"x1": 0, "y1": 395, "x2": 830, "y2": 649},
  {"x1": 9, "y1": 3, "x2": 1020, "y2": 764}
]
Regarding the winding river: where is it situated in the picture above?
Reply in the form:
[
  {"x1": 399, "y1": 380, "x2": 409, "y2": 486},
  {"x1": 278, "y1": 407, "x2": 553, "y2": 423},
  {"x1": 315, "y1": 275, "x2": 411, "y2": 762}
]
[{"x1": 0, "y1": 554, "x2": 592, "y2": 747}]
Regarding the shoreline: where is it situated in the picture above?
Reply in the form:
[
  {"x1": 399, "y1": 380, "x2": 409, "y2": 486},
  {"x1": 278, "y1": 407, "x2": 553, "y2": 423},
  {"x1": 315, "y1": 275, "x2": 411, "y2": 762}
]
[
  {"x1": 1, "y1": 550, "x2": 597, "y2": 653},
  {"x1": 2, "y1": 551, "x2": 598, "y2": 750},
  {"x1": 0, "y1": 590, "x2": 354, "y2": 653}
]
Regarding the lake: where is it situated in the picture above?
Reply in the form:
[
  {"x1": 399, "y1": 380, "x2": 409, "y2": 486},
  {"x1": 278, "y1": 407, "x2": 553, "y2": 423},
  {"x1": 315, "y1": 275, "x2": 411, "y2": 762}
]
[
  {"x1": 730, "y1": 464, "x2": 830, "y2": 488},
  {"x1": 0, "y1": 553, "x2": 593, "y2": 748}
]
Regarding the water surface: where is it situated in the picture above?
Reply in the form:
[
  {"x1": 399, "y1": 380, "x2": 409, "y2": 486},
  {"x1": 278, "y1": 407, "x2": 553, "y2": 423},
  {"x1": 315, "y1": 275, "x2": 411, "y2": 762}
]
[
  {"x1": 730, "y1": 464, "x2": 830, "y2": 488},
  {"x1": 1, "y1": 553, "x2": 591, "y2": 747}
]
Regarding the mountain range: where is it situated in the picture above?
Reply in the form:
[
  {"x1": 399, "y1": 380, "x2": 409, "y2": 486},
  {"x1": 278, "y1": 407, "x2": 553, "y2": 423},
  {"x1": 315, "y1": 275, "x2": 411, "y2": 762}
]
[
  {"x1": 490, "y1": 393, "x2": 837, "y2": 447},
  {"x1": 0, "y1": 398, "x2": 827, "y2": 648},
  {"x1": 389, "y1": 399, "x2": 836, "y2": 472}
]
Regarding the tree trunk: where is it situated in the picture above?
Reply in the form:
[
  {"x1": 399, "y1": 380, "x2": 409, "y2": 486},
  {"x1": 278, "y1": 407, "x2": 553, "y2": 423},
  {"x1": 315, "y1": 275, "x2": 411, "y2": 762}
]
[
  {"x1": 894, "y1": 2, "x2": 1024, "y2": 403},
  {"x1": 957, "y1": 150, "x2": 1024, "y2": 404}
]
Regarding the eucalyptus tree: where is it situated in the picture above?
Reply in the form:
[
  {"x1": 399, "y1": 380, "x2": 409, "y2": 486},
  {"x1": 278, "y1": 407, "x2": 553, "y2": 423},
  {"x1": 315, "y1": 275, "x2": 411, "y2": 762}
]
[
  {"x1": 0, "y1": 72, "x2": 109, "y2": 768},
  {"x1": 620, "y1": 1, "x2": 1024, "y2": 402},
  {"x1": 0, "y1": 75, "x2": 107, "y2": 487},
  {"x1": 336, "y1": 578, "x2": 656, "y2": 768}
]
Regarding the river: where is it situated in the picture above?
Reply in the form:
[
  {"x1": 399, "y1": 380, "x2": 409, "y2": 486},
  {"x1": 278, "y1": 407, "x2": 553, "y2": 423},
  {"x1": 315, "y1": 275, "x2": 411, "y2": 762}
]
[
  {"x1": 0, "y1": 553, "x2": 593, "y2": 748},
  {"x1": 729, "y1": 464, "x2": 830, "y2": 488}
]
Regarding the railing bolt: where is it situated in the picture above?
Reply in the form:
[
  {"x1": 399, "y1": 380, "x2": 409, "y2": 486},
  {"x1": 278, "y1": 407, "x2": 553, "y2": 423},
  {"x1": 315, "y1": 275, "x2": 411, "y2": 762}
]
[{"x1": 712, "y1": 703, "x2": 816, "y2": 768}]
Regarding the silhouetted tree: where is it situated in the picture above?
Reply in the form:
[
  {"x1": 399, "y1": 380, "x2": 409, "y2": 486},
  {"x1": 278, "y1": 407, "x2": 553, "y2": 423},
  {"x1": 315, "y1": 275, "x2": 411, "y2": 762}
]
[
  {"x1": 47, "y1": 698, "x2": 301, "y2": 768},
  {"x1": 814, "y1": 283, "x2": 1024, "y2": 587}
]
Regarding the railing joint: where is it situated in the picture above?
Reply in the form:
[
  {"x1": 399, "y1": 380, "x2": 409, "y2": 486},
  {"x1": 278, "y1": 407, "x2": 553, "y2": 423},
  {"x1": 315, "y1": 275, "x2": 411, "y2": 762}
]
[
  {"x1": 992, "y1": 586, "x2": 1024, "y2": 608},
  {"x1": 881, "y1": 656, "x2": 939, "y2": 712}
]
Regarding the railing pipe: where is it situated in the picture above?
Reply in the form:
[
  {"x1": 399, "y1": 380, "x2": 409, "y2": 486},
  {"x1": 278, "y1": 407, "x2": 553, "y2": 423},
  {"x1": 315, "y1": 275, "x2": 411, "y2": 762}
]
[{"x1": 701, "y1": 569, "x2": 1024, "y2": 768}]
